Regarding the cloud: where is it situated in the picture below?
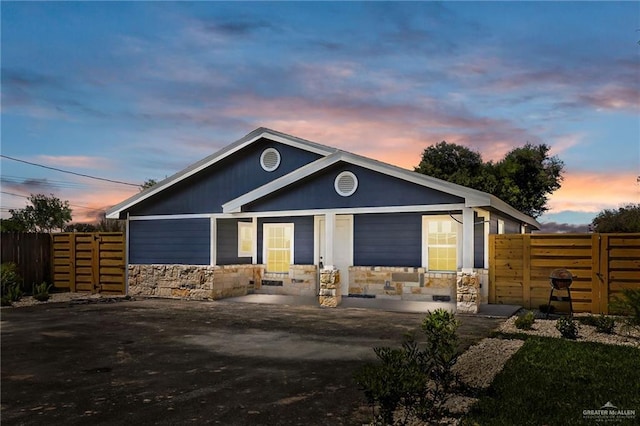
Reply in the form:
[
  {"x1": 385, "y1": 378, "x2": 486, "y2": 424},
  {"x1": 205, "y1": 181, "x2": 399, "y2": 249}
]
[
  {"x1": 537, "y1": 222, "x2": 590, "y2": 233},
  {"x1": 35, "y1": 155, "x2": 113, "y2": 170},
  {"x1": 547, "y1": 171, "x2": 640, "y2": 214}
]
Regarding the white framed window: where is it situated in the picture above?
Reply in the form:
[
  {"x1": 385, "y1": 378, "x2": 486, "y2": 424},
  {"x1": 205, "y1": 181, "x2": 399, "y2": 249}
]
[
  {"x1": 263, "y1": 223, "x2": 294, "y2": 273},
  {"x1": 422, "y1": 215, "x2": 459, "y2": 272},
  {"x1": 334, "y1": 171, "x2": 358, "y2": 197},
  {"x1": 260, "y1": 148, "x2": 281, "y2": 172},
  {"x1": 237, "y1": 222, "x2": 253, "y2": 257},
  {"x1": 497, "y1": 219, "x2": 505, "y2": 235}
]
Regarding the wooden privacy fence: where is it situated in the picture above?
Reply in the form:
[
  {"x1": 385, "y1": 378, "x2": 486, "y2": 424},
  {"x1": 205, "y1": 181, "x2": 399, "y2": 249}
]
[
  {"x1": 52, "y1": 232, "x2": 126, "y2": 295},
  {"x1": 489, "y1": 233, "x2": 640, "y2": 313},
  {"x1": 1, "y1": 232, "x2": 52, "y2": 293}
]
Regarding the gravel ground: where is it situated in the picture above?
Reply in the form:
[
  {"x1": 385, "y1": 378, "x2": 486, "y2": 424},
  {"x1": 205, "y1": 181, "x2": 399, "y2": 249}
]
[{"x1": 498, "y1": 314, "x2": 640, "y2": 348}]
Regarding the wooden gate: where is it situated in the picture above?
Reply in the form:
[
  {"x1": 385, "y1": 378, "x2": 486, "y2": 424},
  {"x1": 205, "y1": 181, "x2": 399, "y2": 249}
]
[
  {"x1": 52, "y1": 232, "x2": 126, "y2": 295},
  {"x1": 489, "y1": 233, "x2": 640, "y2": 314}
]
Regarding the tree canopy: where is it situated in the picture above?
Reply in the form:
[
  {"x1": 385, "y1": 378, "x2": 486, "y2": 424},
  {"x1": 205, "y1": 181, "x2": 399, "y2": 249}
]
[
  {"x1": 591, "y1": 204, "x2": 640, "y2": 233},
  {"x1": 415, "y1": 142, "x2": 564, "y2": 218},
  {"x1": 6, "y1": 193, "x2": 72, "y2": 232}
]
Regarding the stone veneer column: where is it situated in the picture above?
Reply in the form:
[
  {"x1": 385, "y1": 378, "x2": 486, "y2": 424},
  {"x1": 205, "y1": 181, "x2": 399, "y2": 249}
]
[
  {"x1": 318, "y1": 268, "x2": 340, "y2": 307},
  {"x1": 456, "y1": 271, "x2": 480, "y2": 313}
]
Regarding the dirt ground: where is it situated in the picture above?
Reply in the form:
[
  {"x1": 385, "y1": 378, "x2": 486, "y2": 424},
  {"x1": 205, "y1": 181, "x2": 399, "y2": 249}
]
[{"x1": 1, "y1": 298, "x2": 504, "y2": 425}]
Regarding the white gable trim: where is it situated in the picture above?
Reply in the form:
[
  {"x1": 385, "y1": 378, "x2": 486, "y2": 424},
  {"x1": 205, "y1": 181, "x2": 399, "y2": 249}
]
[
  {"x1": 222, "y1": 150, "x2": 491, "y2": 213},
  {"x1": 106, "y1": 128, "x2": 335, "y2": 219}
]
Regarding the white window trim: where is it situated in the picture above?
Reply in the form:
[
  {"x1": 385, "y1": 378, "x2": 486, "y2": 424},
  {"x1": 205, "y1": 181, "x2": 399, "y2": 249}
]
[
  {"x1": 237, "y1": 221, "x2": 253, "y2": 257},
  {"x1": 262, "y1": 223, "x2": 294, "y2": 273},
  {"x1": 421, "y1": 215, "x2": 462, "y2": 272}
]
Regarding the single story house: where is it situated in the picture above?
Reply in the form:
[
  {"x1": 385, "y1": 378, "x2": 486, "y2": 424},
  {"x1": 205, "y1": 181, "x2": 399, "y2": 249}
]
[{"x1": 106, "y1": 127, "x2": 540, "y2": 312}]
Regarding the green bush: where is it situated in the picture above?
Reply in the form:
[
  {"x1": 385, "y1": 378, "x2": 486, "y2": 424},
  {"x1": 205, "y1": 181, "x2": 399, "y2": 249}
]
[
  {"x1": 354, "y1": 309, "x2": 460, "y2": 425},
  {"x1": 514, "y1": 311, "x2": 535, "y2": 330},
  {"x1": 577, "y1": 315, "x2": 616, "y2": 334},
  {"x1": 1, "y1": 262, "x2": 23, "y2": 305},
  {"x1": 611, "y1": 288, "x2": 640, "y2": 333},
  {"x1": 555, "y1": 317, "x2": 578, "y2": 339},
  {"x1": 32, "y1": 282, "x2": 52, "y2": 302}
]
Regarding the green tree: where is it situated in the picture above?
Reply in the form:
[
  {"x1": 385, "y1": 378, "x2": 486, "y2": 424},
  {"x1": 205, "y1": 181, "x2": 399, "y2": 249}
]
[
  {"x1": 415, "y1": 142, "x2": 564, "y2": 218},
  {"x1": 591, "y1": 204, "x2": 640, "y2": 232},
  {"x1": 8, "y1": 193, "x2": 72, "y2": 232},
  {"x1": 140, "y1": 179, "x2": 158, "y2": 191},
  {"x1": 0, "y1": 217, "x2": 29, "y2": 232},
  {"x1": 493, "y1": 144, "x2": 564, "y2": 218}
]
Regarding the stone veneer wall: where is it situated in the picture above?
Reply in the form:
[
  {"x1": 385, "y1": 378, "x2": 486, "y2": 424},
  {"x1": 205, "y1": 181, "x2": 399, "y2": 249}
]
[
  {"x1": 349, "y1": 266, "x2": 456, "y2": 302},
  {"x1": 259, "y1": 265, "x2": 317, "y2": 297},
  {"x1": 318, "y1": 269, "x2": 340, "y2": 307},
  {"x1": 128, "y1": 264, "x2": 262, "y2": 300},
  {"x1": 456, "y1": 272, "x2": 480, "y2": 314}
]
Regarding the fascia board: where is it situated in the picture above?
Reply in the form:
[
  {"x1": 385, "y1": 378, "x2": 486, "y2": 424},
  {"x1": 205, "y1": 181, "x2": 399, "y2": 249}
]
[
  {"x1": 488, "y1": 195, "x2": 541, "y2": 229},
  {"x1": 222, "y1": 154, "x2": 343, "y2": 213},
  {"x1": 105, "y1": 128, "x2": 336, "y2": 219},
  {"x1": 337, "y1": 151, "x2": 492, "y2": 203}
]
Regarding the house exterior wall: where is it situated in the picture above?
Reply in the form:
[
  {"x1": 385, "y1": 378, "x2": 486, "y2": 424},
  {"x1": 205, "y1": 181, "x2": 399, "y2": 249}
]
[
  {"x1": 129, "y1": 139, "x2": 322, "y2": 216},
  {"x1": 490, "y1": 212, "x2": 524, "y2": 234},
  {"x1": 216, "y1": 218, "x2": 252, "y2": 265},
  {"x1": 474, "y1": 211, "x2": 485, "y2": 269},
  {"x1": 129, "y1": 218, "x2": 210, "y2": 264},
  {"x1": 244, "y1": 162, "x2": 464, "y2": 212},
  {"x1": 353, "y1": 213, "x2": 422, "y2": 267}
]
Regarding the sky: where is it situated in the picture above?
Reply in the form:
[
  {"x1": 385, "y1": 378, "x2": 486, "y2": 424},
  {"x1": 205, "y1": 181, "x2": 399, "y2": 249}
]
[{"x1": 1, "y1": 1, "x2": 639, "y2": 231}]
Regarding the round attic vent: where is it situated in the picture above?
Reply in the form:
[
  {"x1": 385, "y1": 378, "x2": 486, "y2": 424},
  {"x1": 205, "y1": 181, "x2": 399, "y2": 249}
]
[
  {"x1": 260, "y1": 148, "x2": 281, "y2": 172},
  {"x1": 334, "y1": 171, "x2": 358, "y2": 197}
]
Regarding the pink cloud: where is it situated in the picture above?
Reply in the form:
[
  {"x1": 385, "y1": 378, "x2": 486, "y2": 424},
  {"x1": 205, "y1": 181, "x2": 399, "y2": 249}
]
[
  {"x1": 546, "y1": 171, "x2": 639, "y2": 214},
  {"x1": 35, "y1": 155, "x2": 113, "y2": 170}
]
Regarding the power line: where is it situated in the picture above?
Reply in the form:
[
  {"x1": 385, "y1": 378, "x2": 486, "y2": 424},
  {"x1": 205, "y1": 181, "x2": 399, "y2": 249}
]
[
  {"x1": 0, "y1": 154, "x2": 140, "y2": 187},
  {"x1": 0, "y1": 191, "x2": 106, "y2": 212}
]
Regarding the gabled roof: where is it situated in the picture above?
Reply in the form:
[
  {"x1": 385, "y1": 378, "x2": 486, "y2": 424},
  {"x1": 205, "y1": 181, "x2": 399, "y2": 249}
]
[
  {"x1": 106, "y1": 128, "x2": 334, "y2": 219},
  {"x1": 106, "y1": 127, "x2": 541, "y2": 229}
]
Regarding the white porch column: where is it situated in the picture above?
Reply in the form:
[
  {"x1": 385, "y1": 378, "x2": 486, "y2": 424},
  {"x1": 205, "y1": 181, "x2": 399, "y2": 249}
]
[
  {"x1": 324, "y1": 212, "x2": 336, "y2": 269},
  {"x1": 462, "y1": 207, "x2": 474, "y2": 273},
  {"x1": 210, "y1": 217, "x2": 217, "y2": 266}
]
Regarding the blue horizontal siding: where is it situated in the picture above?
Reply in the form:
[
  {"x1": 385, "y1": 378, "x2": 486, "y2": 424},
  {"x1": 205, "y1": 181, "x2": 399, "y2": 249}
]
[
  {"x1": 130, "y1": 139, "x2": 322, "y2": 216},
  {"x1": 216, "y1": 219, "x2": 252, "y2": 265},
  {"x1": 129, "y1": 219, "x2": 210, "y2": 265},
  {"x1": 354, "y1": 213, "x2": 422, "y2": 267},
  {"x1": 257, "y1": 216, "x2": 314, "y2": 265},
  {"x1": 245, "y1": 163, "x2": 463, "y2": 212}
]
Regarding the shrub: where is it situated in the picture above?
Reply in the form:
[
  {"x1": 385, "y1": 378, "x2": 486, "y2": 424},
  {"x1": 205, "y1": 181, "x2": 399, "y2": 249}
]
[
  {"x1": 1, "y1": 262, "x2": 23, "y2": 305},
  {"x1": 354, "y1": 309, "x2": 460, "y2": 425},
  {"x1": 594, "y1": 315, "x2": 616, "y2": 334},
  {"x1": 611, "y1": 288, "x2": 640, "y2": 333},
  {"x1": 577, "y1": 315, "x2": 616, "y2": 334},
  {"x1": 555, "y1": 317, "x2": 578, "y2": 339},
  {"x1": 32, "y1": 282, "x2": 52, "y2": 302},
  {"x1": 514, "y1": 311, "x2": 535, "y2": 330}
]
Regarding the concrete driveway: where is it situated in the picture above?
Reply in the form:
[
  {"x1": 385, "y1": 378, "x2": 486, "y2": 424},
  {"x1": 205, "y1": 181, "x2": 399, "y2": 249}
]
[{"x1": 1, "y1": 298, "x2": 505, "y2": 425}]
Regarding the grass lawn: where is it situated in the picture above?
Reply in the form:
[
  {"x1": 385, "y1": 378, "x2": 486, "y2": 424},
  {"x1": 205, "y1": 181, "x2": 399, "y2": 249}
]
[{"x1": 462, "y1": 337, "x2": 640, "y2": 425}]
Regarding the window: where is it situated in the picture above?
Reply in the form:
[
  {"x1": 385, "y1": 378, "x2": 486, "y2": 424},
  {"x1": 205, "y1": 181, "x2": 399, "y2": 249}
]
[
  {"x1": 237, "y1": 222, "x2": 253, "y2": 257},
  {"x1": 263, "y1": 223, "x2": 294, "y2": 273},
  {"x1": 497, "y1": 219, "x2": 505, "y2": 235},
  {"x1": 260, "y1": 148, "x2": 281, "y2": 172},
  {"x1": 423, "y1": 216, "x2": 458, "y2": 271},
  {"x1": 334, "y1": 171, "x2": 358, "y2": 197}
]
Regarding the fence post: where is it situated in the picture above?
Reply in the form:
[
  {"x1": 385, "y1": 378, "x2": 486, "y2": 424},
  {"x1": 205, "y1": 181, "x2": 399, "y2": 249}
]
[
  {"x1": 69, "y1": 233, "x2": 76, "y2": 292},
  {"x1": 599, "y1": 234, "x2": 610, "y2": 314},
  {"x1": 488, "y1": 234, "x2": 496, "y2": 304},
  {"x1": 590, "y1": 234, "x2": 601, "y2": 314},
  {"x1": 522, "y1": 234, "x2": 531, "y2": 309}
]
